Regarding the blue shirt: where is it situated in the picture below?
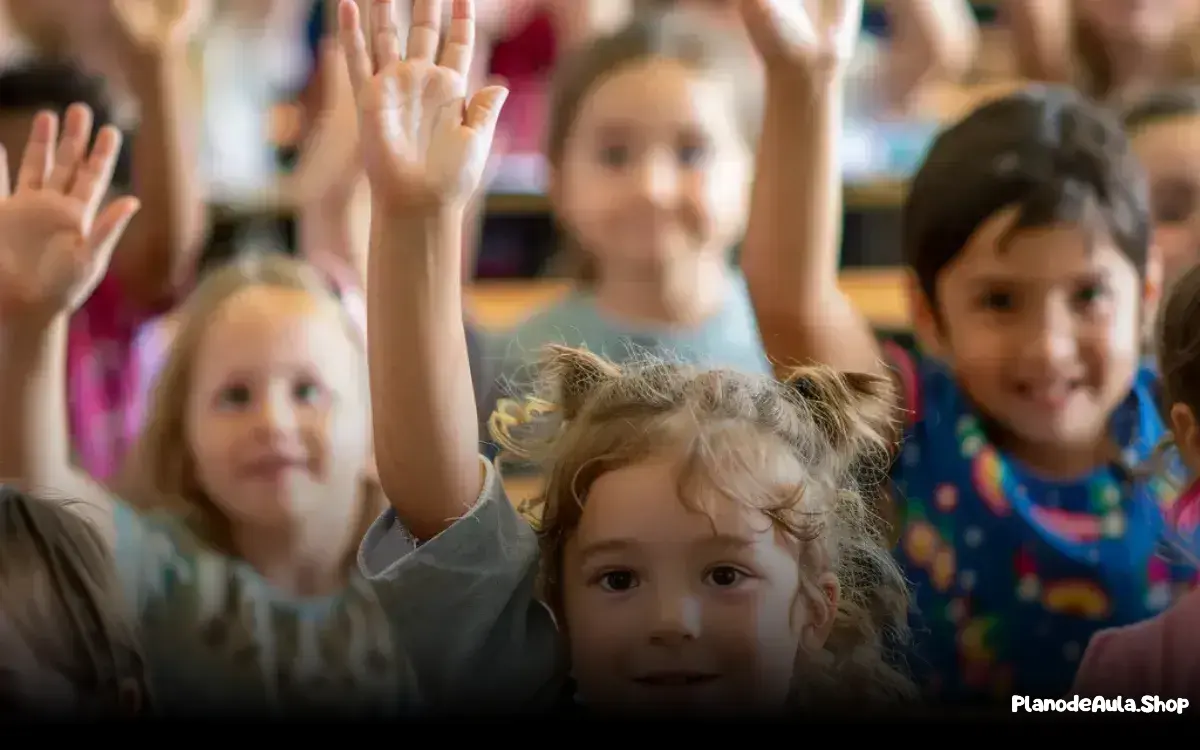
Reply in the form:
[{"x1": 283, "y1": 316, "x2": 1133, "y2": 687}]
[{"x1": 888, "y1": 346, "x2": 1195, "y2": 704}]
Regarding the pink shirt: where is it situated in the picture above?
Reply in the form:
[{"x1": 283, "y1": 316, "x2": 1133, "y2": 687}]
[{"x1": 69, "y1": 272, "x2": 168, "y2": 483}]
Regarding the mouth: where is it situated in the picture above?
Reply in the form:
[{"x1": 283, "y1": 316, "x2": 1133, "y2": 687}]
[
  {"x1": 241, "y1": 457, "x2": 307, "y2": 479},
  {"x1": 632, "y1": 673, "x2": 721, "y2": 688},
  {"x1": 1013, "y1": 380, "x2": 1083, "y2": 411}
]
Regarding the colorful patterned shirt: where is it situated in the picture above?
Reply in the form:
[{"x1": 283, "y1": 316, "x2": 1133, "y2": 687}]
[{"x1": 887, "y1": 345, "x2": 1196, "y2": 704}]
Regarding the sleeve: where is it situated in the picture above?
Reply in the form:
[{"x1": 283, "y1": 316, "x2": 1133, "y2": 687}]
[{"x1": 357, "y1": 458, "x2": 565, "y2": 711}]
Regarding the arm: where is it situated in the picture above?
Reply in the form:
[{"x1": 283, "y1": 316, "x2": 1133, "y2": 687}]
[
  {"x1": 1002, "y1": 0, "x2": 1073, "y2": 83},
  {"x1": 740, "y1": 0, "x2": 882, "y2": 378},
  {"x1": 881, "y1": 0, "x2": 980, "y2": 114},
  {"x1": 0, "y1": 107, "x2": 141, "y2": 547}
]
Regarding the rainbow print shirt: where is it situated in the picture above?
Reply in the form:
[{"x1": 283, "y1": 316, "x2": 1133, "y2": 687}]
[{"x1": 888, "y1": 348, "x2": 1196, "y2": 704}]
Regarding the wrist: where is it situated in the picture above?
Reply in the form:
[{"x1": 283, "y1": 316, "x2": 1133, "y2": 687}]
[{"x1": 0, "y1": 314, "x2": 66, "y2": 356}]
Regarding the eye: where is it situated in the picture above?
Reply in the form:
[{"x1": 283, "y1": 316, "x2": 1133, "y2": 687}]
[
  {"x1": 677, "y1": 142, "x2": 708, "y2": 167},
  {"x1": 979, "y1": 289, "x2": 1015, "y2": 312},
  {"x1": 598, "y1": 143, "x2": 630, "y2": 168},
  {"x1": 216, "y1": 383, "x2": 252, "y2": 409},
  {"x1": 1073, "y1": 281, "x2": 1109, "y2": 310},
  {"x1": 1153, "y1": 181, "x2": 1197, "y2": 224},
  {"x1": 596, "y1": 569, "x2": 639, "y2": 592},
  {"x1": 704, "y1": 565, "x2": 750, "y2": 588},
  {"x1": 293, "y1": 379, "x2": 323, "y2": 404}
]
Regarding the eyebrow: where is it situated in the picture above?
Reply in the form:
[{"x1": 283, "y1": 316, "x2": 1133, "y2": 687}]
[
  {"x1": 968, "y1": 269, "x2": 1110, "y2": 288},
  {"x1": 576, "y1": 533, "x2": 757, "y2": 564}
]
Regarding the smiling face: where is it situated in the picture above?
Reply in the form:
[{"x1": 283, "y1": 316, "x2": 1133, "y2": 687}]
[
  {"x1": 183, "y1": 285, "x2": 370, "y2": 538},
  {"x1": 914, "y1": 207, "x2": 1154, "y2": 472},
  {"x1": 560, "y1": 453, "x2": 838, "y2": 715},
  {"x1": 551, "y1": 56, "x2": 752, "y2": 282}
]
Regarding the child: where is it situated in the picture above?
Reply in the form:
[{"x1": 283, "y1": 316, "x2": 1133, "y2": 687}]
[
  {"x1": 0, "y1": 103, "x2": 551, "y2": 715},
  {"x1": 479, "y1": 5, "x2": 771, "y2": 432},
  {"x1": 346, "y1": 0, "x2": 913, "y2": 713},
  {"x1": 1007, "y1": 0, "x2": 1200, "y2": 107},
  {"x1": 0, "y1": 0, "x2": 207, "y2": 484},
  {"x1": 1124, "y1": 85, "x2": 1200, "y2": 286},
  {"x1": 740, "y1": 0, "x2": 1192, "y2": 704},
  {"x1": 1072, "y1": 262, "x2": 1200, "y2": 703},
  {"x1": 0, "y1": 487, "x2": 151, "y2": 718}
]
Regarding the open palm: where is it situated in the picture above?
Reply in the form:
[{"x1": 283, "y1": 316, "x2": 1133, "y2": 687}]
[
  {"x1": 740, "y1": 0, "x2": 862, "y2": 76},
  {"x1": 0, "y1": 105, "x2": 140, "y2": 320},
  {"x1": 337, "y1": 0, "x2": 508, "y2": 212}
]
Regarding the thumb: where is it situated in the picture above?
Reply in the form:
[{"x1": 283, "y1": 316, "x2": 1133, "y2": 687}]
[
  {"x1": 464, "y1": 85, "x2": 510, "y2": 142},
  {"x1": 86, "y1": 197, "x2": 141, "y2": 267},
  {"x1": 739, "y1": 0, "x2": 818, "y2": 61}
]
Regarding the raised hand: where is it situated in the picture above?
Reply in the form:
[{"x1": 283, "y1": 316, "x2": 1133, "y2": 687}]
[
  {"x1": 111, "y1": 0, "x2": 210, "y2": 52},
  {"x1": 338, "y1": 0, "x2": 508, "y2": 213},
  {"x1": 292, "y1": 39, "x2": 364, "y2": 209},
  {"x1": 739, "y1": 0, "x2": 862, "y2": 79},
  {"x1": 0, "y1": 106, "x2": 140, "y2": 322}
]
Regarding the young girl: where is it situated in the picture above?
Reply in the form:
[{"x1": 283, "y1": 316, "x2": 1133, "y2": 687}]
[
  {"x1": 1123, "y1": 85, "x2": 1200, "y2": 286},
  {"x1": 740, "y1": 0, "x2": 1195, "y2": 706},
  {"x1": 0, "y1": 97, "x2": 551, "y2": 715},
  {"x1": 0, "y1": 487, "x2": 151, "y2": 718},
  {"x1": 479, "y1": 5, "x2": 771, "y2": 430},
  {"x1": 1071, "y1": 262, "x2": 1200, "y2": 703},
  {"x1": 345, "y1": 0, "x2": 913, "y2": 713}
]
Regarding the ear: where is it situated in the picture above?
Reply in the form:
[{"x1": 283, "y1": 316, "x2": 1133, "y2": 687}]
[
  {"x1": 1170, "y1": 402, "x2": 1200, "y2": 475},
  {"x1": 540, "y1": 344, "x2": 621, "y2": 420},
  {"x1": 907, "y1": 270, "x2": 945, "y2": 359},
  {"x1": 795, "y1": 572, "x2": 840, "y2": 654}
]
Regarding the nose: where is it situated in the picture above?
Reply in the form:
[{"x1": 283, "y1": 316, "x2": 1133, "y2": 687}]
[
  {"x1": 1022, "y1": 299, "x2": 1079, "y2": 374},
  {"x1": 634, "y1": 149, "x2": 679, "y2": 209},
  {"x1": 253, "y1": 383, "x2": 298, "y2": 440},
  {"x1": 647, "y1": 589, "x2": 702, "y2": 646}
]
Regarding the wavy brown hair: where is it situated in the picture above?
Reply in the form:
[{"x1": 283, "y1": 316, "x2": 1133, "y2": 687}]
[{"x1": 490, "y1": 346, "x2": 914, "y2": 705}]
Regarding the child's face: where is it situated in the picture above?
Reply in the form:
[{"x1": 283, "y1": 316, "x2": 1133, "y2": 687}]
[
  {"x1": 917, "y1": 207, "x2": 1149, "y2": 454},
  {"x1": 184, "y1": 286, "x2": 370, "y2": 536},
  {"x1": 560, "y1": 455, "x2": 837, "y2": 714},
  {"x1": 552, "y1": 58, "x2": 752, "y2": 279},
  {"x1": 1132, "y1": 115, "x2": 1200, "y2": 283}
]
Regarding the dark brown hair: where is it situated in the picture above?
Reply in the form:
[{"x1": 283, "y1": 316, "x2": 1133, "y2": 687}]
[
  {"x1": 0, "y1": 488, "x2": 151, "y2": 716},
  {"x1": 1157, "y1": 262, "x2": 1200, "y2": 418},
  {"x1": 545, "y1": 9, "x2": 760, "y2": 283},
  {"x1": 905, "y1": 86, "x2": 1151, "y2": 309}
]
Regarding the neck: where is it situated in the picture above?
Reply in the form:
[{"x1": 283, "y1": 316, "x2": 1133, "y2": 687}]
[
  {"x1": 592, "y1": 255, "x2": 730, "y2": 326},
  {"x1": 230, "y1": 517, "x2": 352, "y2": 597},
  {"x1": 997, "y1": 432, "x2": 1112, "y2": 481}
]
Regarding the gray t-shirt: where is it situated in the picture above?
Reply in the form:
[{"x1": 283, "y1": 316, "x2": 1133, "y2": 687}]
[
  {"x1": 112, "y1": 461, "x2": 559, "y2": 715},
  {"x1": 357, "y1": 458, "x2": 564, "y2": 709},
  {"x1": 478, "y1": 275, "x2": 770, "y2": 427}
]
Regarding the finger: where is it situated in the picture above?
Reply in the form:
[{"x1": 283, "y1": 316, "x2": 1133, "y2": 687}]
[
  {"x1": 438, "y1": 0, "x2": 474, "y2": 79},
  {"x1": 739, "y1": 0, "x2": 817, "y2": 59},
  {"x1": 46, "y1": 103, "x2": 94, "y2": 193},
  {"x1": 69, "y1": 126, "x2": 124, "y2": 222},
  {"x1": 372, "y1": 0, "x2": 403, "y2": 70},
  {"x1": 15, "y1": 111, "x2": 58, "y2": 192},
  {"x1": 464, "y1": 85, "x2": 508, "y2": 139},
  {"x1": 407, "y1": 0, "x2": 443, "y2": 61},
  {"x1": 833, "y1": 0, "x2": 863, "y2": 59},
  {"x1": 338, "y1": 0, "x2": 373, "y2": 94},
  {"x1": 0, "y1": 145, "x2": 9, "y2": 199},
  {"x1": 86, "y1": 196, "x2": 141, "y2": 268}
]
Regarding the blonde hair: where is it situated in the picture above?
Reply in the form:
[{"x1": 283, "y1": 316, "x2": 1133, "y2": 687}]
[
  {"x1": 545, "y1": 9, "x2": 761, "y2": 284},
  {"x1": 490, "y1": 346, "x2": 915, "y2": 705},
  {"x1": 0, "y1": 487, "x2": 150, "y2": 716},
  {"x1": 120, "y1": 252, "x2": 382, "y2": 560}
]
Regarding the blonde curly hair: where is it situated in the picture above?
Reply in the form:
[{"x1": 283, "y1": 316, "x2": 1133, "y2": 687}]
[{"x1": 490, "y1": 345, "x2": 915, "y2": 706}]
